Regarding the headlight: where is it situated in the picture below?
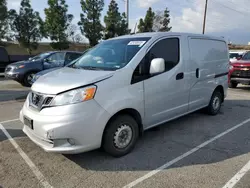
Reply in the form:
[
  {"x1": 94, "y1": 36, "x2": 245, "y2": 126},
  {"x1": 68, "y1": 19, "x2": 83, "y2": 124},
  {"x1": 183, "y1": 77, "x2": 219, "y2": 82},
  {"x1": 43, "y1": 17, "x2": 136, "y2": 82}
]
[
  {"x1": 51, "y1": 86, "x2": 97, "y2": 106},
  {"x1": 229, "y1": 65, "x2": 234, "y2": 70},
  {"x1": 14, "y1": 65, "x2": 25, "y2": 70}
]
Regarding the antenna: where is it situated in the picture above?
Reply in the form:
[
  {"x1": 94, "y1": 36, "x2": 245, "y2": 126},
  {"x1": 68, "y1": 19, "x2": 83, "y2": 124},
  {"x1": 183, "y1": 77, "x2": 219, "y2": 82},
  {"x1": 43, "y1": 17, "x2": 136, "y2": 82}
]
[{"x1": 133, "y1": 22, "x2": 137, "y2": 34}]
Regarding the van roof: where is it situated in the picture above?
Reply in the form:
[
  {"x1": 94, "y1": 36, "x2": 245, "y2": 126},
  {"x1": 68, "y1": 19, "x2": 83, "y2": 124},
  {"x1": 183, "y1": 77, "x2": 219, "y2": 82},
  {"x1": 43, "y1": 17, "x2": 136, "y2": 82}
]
[{"x1": 112, "y1": 32, "x2": 227, "y2": 42}]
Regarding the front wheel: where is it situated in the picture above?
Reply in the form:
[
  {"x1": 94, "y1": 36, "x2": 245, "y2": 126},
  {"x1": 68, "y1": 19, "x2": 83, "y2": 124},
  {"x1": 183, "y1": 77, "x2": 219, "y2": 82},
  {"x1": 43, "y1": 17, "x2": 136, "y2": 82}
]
[
  {"x1": 23, "y1": 72, "x2": 36, "y2": 87},
  {"x1": 103, "y1": 115, "x2": 139, "y2": 157},
  {"x1": 206, "y1": 91, "x2": 223, "y2": 115}
]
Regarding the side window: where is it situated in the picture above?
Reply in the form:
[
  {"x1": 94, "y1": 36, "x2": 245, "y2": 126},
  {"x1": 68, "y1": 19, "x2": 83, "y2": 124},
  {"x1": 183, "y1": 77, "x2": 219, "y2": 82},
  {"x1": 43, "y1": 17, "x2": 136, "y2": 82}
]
[
  {"x1": 131, "y1": 38, "x2": 180, "y2": 84},
  {"x1": 149, "y1": 38, "x2": 179, "y2": 71},
  {"x1": 47, "y1": 52, "x2": 65, "y2": 67},
  {"x1": 64, "y1": 53, "x2": 82, "y2": 65}
]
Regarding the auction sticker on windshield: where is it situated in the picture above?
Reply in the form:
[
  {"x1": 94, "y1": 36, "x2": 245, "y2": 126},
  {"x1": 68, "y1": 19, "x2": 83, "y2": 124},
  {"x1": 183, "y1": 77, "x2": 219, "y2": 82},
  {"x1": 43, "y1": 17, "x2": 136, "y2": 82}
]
[{"x1": 128, "y1": 41, "x2": 146, "y2": 47}]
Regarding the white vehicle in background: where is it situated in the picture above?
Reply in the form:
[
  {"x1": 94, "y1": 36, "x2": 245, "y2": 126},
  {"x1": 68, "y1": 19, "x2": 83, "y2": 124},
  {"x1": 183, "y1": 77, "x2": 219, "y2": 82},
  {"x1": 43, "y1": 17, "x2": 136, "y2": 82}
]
[{"x1": 229, "y1": 50, "x2": 246, "y2": 62}]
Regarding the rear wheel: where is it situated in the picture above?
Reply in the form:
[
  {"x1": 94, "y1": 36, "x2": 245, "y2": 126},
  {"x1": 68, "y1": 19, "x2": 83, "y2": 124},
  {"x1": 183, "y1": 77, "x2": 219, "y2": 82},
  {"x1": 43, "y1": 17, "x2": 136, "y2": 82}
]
[
  {"x1": 23, "y1": 72, "x2": 36, "y2": 87},
  {"x1": 229, "y1": 82, "x2": 238, "y2": 88},
  {"x1": 206, "y1": 90, "x2": 223, "y2": 115},
  {"x1": 103, "y1": 115, "x2": 139, "y2": 157}
]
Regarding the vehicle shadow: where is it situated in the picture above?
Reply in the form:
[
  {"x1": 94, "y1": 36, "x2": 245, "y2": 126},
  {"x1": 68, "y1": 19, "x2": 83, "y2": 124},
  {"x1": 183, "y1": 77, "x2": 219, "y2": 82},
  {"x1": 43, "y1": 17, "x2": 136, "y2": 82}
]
[
  {"x1": 0, "y1": 90, "x2": 29, "y2": 102},
  {"x1": 65, "y1": 99, "x2": 250, "y2": 171}
]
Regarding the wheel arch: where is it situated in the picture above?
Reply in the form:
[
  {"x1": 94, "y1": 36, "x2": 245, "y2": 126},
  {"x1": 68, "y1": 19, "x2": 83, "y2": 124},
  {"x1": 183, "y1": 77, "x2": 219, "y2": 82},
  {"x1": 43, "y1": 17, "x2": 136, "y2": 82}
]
[
  {"x1": 101, "y1": 108, "x2": 143, "y2": 146},
  {"x1": 214, "y1": 85, "x2": 224, "y2": 102}
]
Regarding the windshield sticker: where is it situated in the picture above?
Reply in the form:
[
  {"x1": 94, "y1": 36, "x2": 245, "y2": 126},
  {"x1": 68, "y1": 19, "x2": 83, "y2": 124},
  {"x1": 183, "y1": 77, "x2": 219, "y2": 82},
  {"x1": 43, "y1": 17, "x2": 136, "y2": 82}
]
[{"x1": 128, "y1": 41, "x2": 146, "y2": 47}]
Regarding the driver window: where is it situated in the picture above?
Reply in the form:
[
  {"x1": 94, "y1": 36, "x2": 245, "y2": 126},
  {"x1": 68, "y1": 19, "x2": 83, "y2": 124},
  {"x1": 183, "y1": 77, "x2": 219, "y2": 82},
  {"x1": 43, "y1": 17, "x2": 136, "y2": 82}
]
[
  {"x1": 148, "y1": 38, "x2": 180, "y2": 72},
  {"x1": 46, "y1": 52, "x2": 65, "y2": 67},
  {"x1": 131, "y1": 38, "x2": 180, "y2": 84}
]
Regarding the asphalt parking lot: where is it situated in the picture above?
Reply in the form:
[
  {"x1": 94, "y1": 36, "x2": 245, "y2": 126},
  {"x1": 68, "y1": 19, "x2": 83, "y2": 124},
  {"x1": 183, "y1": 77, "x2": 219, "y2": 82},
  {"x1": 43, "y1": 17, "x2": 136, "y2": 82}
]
[
  {"x1": 1, "y1": 83, "x2": 250, "y2": 188},
  {"x1": 0, "y1": 75, "x2": 29, "y2": 103}
]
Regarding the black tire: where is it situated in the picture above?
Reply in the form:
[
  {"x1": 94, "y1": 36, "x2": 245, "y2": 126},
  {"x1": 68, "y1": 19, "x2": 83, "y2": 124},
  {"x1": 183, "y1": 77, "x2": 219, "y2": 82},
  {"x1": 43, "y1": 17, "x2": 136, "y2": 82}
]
[
  {"x1": 23, "y1": 72, "x2": 36, "y2": 87},
  {"x1": 206, "y1": 90, "x2": 223, "y2": 115},
  {"x1": 103, "y1": 115, "x2": 139, "y2": 157},
  {"x1": 229, "y1": 82, "x2": 237, "y2": 88}
]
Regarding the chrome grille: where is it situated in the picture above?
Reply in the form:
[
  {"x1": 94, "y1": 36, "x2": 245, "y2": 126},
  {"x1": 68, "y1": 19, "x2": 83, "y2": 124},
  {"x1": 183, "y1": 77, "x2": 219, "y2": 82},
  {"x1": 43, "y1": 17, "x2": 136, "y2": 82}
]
[
  {"x1": 29, "y1": 92, "x2": 54, "y2": 110},
  {"x1": 231, "y1": 70, "x2": 250, "y2": 78},
  {"x1": 5, "y1": 66, "x2": 13, "y2": 72}
]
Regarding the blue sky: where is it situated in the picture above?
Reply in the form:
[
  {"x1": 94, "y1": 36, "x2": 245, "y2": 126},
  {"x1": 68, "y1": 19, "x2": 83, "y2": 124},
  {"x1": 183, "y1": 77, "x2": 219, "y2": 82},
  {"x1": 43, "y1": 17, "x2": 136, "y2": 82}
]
[{"x1": 8, "y1": 0, "x2": 250, "y2": 44}]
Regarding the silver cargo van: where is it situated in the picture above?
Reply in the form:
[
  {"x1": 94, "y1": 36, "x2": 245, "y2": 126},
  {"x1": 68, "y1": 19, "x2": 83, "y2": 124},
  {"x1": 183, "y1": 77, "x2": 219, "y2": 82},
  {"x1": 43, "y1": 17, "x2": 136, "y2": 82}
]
[{"x1": 20, "y1": 32, "x2": 229, "y2": 157}]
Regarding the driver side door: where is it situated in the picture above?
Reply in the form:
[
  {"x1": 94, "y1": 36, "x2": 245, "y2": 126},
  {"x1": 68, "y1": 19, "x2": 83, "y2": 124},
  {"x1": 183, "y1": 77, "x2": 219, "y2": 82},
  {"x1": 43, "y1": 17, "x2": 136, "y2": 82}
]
[
  {"x1": 143, "y1": 37, "x2": 189, "y2": 128},
  {"x1": 43, "y1": 52, "x2": 65, "y2": 69}
]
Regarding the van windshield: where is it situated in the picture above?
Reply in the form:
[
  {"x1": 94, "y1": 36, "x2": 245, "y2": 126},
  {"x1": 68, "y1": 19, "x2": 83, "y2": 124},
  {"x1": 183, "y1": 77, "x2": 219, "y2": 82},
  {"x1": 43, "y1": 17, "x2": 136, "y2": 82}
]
[
  {"x1": 241, "y1": 52, "x2": 250, "y2": 60},
  {"x1": 70, "y1": 37, "x2": 151, "y2": 70},
  {"x1": 230, "y1": 53, "x2": 241, "y2": 59}
]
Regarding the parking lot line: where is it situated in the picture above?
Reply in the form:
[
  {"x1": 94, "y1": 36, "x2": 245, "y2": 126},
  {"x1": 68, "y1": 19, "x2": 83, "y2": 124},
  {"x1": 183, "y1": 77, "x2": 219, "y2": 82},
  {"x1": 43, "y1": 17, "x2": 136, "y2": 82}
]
[
  {"x1": 222, "y1": 159, "x2": 250, "y2": 188},
  {"x1": 0, "y1": 118, "x2": 19, "y2": 124},
  {"x1": 0, "y1": 123, "x2": 53, "y2": 188},
  {"x1": 123, "y1": 117, "x2": 250, "y2": 188}
]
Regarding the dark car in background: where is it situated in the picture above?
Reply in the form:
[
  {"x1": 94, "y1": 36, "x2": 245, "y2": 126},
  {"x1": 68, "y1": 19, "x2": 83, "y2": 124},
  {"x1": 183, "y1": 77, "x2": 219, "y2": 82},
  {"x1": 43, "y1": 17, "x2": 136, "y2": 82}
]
[
  {"x1": 31, "y1": 48, "x2": 90, "y2": 84},
  {"x1": 4, "y1": 51, "x2": 83, "y2": 87},
  {"x1": 31, "y1": 57, "x2": 80, "y2": 84}
]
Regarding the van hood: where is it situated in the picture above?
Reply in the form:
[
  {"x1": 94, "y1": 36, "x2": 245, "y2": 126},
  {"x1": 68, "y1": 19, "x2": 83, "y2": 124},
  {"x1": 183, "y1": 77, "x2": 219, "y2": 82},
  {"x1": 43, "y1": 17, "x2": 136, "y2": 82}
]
[{"x1": 31, "y1": 67, "x2": 114, "y2": 94}]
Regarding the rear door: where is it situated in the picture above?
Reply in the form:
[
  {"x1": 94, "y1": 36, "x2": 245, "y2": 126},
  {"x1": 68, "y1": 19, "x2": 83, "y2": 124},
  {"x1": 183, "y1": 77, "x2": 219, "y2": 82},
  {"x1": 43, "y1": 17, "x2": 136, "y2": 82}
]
[
  {"x1": 43, "y1": 52, "x2": 65, "y2": 69},
  {"x1": 142, "y1": 37, "x2": 189, "y2": 128}
]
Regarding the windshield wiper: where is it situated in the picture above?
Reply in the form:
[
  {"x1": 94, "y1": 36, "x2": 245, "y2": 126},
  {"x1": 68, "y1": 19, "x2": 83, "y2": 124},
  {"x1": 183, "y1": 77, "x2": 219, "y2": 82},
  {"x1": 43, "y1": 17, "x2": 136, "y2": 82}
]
[{"x1": 81, "y1": 66, "x2": 105, "y2": 70}]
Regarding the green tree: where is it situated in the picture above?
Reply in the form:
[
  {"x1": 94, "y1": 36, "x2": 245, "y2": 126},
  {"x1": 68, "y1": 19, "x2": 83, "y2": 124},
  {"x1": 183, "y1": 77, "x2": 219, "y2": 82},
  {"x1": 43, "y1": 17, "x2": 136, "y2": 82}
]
[
  {"x1": 44, "y1": 0, "x2": 73, "y2": 50},
  {"x1": 0, "y1": 0, "x2": 8, "y2": 42},
  {"x1": 8, "y1": 0, "x2": 44, "y2": 54},
  {"x1": 159, "y1": 7, "x2": 171, "y2": 32},
  {"x1": 137, "y1": 7, "x2": 155, "y2": 33},
  {"x1": 144, "y1": 7, "x2": 155, "y2": 32},
  {"x1": 117, "y1": 13, "x2": 130, "y2": 36},
  {"x1": 104, "y1": 0, "x2": 129, "y2": 39},
  {"x1": 137, "y1": 18, "x2": 145, "y2": 33},
  {"x1": 78, "y1": 0, "x2": 104, "y2": 47}
]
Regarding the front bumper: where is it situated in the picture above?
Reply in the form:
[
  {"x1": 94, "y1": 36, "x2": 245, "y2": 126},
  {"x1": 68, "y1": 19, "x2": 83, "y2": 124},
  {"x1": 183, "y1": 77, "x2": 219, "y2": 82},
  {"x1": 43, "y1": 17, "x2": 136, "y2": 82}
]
[
  {"x1": 231, "y1": 77, "x2": 250, "y2": 81},
  {"x1": 20, "y1": 99, "x2": 110, "y2": 154},
  {"x1": 5, "y1": 71, "x2": 24, "y2": 82},
  {"x1": 5, "y1": 71, "x2": 19, "y2": 79},
  {"x1": 229, "y1": 68, "x2": 250, "y2": 85}
]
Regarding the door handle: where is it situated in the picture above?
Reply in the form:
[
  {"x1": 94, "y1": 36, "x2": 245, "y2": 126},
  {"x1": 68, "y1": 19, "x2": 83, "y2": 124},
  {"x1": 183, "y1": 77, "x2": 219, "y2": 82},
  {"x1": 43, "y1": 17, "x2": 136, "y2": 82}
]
[
  {"x1": 176, "y1": 72, "x2": 184, "y2": 80},
  {"x1": 196, "y1": 68, "x2": 199, "y2": 78}
]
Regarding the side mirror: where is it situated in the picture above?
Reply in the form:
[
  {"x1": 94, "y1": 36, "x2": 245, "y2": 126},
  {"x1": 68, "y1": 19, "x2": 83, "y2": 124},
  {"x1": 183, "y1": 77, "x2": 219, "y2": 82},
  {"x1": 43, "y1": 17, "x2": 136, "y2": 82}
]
[
  {"x1": 237, "y1": 57, "x2": 241, "y2": 60},
  {"x1": 150, "y1": 58, "x2": 165, "y2": 75}
]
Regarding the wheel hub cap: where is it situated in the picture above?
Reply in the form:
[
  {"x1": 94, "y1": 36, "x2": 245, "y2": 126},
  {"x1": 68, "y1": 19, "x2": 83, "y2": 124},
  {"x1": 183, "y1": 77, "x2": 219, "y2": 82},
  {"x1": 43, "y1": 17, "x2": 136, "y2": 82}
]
[
  {"x1": 213, "y1": 96, "x2": 220, "y2": 110},
  {"x1": 114, "y1": 124, "x2": 132, "y2": 149},
  {"x1": 27, "y1": 74, "x2": 35, "y2": 84}
]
